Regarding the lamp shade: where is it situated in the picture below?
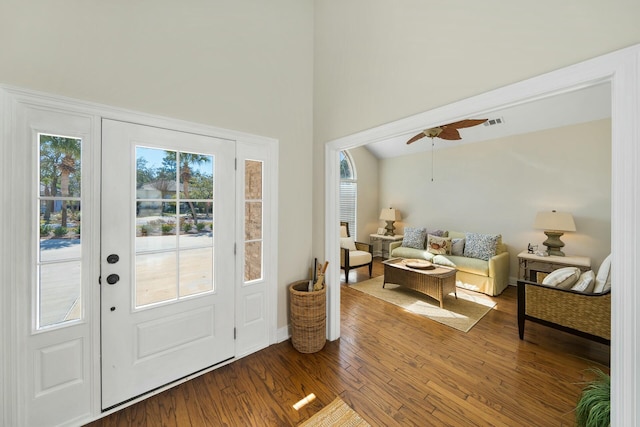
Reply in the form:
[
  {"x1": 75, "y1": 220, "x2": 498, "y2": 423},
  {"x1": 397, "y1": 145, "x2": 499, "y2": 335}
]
[
  {"x1": 533, "y1": 210, "x2": 576, "y2": 232},
  {"x1": 380, "y1": 208, "x2": 401, "y2": 222}
]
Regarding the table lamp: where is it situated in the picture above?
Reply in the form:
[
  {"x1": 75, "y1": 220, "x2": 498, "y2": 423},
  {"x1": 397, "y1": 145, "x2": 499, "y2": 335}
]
[
  {"x1": 533, "y1": 210, "x2": 576, "y2": 256},
  {"x1": 380, "y1": 208, "x2": 401, "y2": 236}
]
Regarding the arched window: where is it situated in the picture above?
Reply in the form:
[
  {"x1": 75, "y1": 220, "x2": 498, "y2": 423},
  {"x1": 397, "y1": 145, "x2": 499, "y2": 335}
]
[{"x1": 339, "y1": 151, "x2": 357, "y2": 236}]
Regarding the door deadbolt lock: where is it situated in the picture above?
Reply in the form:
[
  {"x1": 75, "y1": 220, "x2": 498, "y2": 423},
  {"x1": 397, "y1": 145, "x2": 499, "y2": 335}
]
[
  {"x1": 106, "y1": 274, "x2": 120, "y2": 285},
  {"x1": 107, "y1": 254, "x2": 119, "y2": 264}
]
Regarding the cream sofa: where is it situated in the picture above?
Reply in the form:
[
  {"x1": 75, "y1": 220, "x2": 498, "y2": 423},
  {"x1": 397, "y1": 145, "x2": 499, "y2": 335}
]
[{"x1": 389, "y1": 230, "x2": 510, "y2": 296}]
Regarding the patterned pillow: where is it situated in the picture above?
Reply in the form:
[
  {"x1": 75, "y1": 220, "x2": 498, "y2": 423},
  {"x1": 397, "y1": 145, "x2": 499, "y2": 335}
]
[
  {"x1": 451, "y1": 238, "x2": 465, "y2": 256},
  {"x1": 426, "y1": 234, "x2": 452, "y2": 255},
  {"x1": 401, "y1": 227, "x2": 427, "y2": 249},
  {"x1": 463, "y1": 233, "x2": 500, "y2": 261}
]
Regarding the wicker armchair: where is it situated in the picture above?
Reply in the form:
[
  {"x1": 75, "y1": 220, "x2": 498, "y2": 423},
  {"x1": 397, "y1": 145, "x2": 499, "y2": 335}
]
[
  {"x1": 517, "y1": 280, "x2": 611, "y2": 345},
  {"x1": 339, "y1": 222, "x2": 373, "y2": 283}
]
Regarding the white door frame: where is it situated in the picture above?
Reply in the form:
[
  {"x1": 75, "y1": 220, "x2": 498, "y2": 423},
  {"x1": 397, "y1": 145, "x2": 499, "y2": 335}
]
[
  {"x1": 325, "y1": 44, "x2": 640, "y2": 425},
  {"x1": 0, "y1": 85, "x2": 278, "y2": 426}
]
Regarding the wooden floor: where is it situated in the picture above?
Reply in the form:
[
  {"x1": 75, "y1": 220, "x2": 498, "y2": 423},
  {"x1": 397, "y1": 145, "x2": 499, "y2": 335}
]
[{"x1": 86, "y1": 258, "x2": 609, "y2": 426}]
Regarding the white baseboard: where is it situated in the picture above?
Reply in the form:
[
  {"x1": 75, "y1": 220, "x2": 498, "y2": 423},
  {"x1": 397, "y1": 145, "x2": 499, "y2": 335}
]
[{"x1": 276, "y1": 326, "x2": 291, "y2": 343}]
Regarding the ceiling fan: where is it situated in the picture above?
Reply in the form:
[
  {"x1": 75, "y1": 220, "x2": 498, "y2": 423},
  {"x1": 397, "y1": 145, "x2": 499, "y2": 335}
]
[
  {"x1": 406, "y1": 118, "x2": 488, "y2": 182},
  {"x1": 406, "y1": 118, "x2": 488, "y2": 144}
]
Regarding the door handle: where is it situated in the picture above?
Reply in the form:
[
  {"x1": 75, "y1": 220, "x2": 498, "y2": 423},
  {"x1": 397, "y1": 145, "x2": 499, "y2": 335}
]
[
  {"x1": 106, "y1": 274, "x2": 120, "y2": 285},
  {"x1": 107, "y1": 254, "x2": 120, "y2": 264}
]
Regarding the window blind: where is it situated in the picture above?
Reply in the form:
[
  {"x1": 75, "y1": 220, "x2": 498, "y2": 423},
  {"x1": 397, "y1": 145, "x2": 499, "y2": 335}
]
[{"x1": 339, "y1": 181, "x2": 357, "y2": 237}]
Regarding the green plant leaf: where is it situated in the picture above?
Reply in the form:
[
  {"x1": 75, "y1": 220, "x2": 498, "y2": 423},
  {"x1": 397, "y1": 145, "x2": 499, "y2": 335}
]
[{"x1": 575, "y1": 368, "x2": 610, "y2": 427}]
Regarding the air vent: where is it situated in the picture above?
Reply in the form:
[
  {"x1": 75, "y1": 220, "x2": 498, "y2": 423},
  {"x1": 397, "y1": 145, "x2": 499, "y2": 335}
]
[{"x1": 483, "y1": 117, "x2": 505, "y2": 126}]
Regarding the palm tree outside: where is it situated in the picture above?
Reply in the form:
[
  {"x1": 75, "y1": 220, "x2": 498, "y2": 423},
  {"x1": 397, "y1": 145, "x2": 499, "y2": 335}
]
[
  {"x1": 164, "y1": 151, "x2": 211, "y2": 224},
  {"x1": 40, "y1": 135, "x2": 81, "y2": 228}
]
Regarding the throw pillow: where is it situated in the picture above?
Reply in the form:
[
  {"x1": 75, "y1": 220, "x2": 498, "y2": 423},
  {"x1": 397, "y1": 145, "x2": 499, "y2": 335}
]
[
  {"x1": 463, "y1": 232, "x2": 500, "y2": 261},
  {"x1": 432, "y1": 255, "x2": 456, "y2": 267},
  {"x1": 451, "y1": 238, "x2": 465, "y2": 256},
  {"x1": 340, "y1": 237, "x2": 357, "y2": 251},
  {"x1": 401, "y1": 227, "x2": 427, "y2": 249},
  {"x1": 571, "y1": 270, "x2": 596, "y2": 293},
  {"x1": 426, "y1": 234, "x2": 452, "y2": 255},
  {"x1": 542, "y1": 267, "x2": 581, "y2": 289},
  {"x1": 426, "y1": 229, "x2": 447, "y2": 238},
  {"x1": 593, "y1": 254, "x2": 612, "y2": 293}
]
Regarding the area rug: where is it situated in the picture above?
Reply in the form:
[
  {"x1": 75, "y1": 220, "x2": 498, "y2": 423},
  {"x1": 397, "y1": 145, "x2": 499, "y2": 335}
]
[
  {"x1": 349, "y1": 276, "x2": 496, "y2": 332},
  {"x1": 299, "y1": 397, "x2": 370, "y2": 427}
]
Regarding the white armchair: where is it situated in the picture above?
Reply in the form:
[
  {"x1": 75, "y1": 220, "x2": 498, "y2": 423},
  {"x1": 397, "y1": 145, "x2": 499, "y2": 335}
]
[{"x1": 340, "y1": 222, "x2": 373, "y2": 283}]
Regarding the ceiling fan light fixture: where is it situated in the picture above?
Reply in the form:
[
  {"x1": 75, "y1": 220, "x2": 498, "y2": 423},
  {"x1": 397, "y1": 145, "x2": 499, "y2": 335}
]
[{"x1": 425, "y1": 127, "x2": 443, "y2": 138}]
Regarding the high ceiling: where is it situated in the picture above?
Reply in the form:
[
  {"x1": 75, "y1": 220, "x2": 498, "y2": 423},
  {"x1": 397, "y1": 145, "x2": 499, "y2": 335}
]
[{"x1": 365, "y1": 82, "x2": 612, "y2": 159}]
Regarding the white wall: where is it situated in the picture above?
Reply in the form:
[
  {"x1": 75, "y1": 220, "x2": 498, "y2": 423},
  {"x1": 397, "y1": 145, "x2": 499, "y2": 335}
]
[
  {"x1": 0, "y1": 0, "x2": 314, "y2": 329},
  {"x1": 379, "y1": 119, "x2": 612, "y2": 277}
]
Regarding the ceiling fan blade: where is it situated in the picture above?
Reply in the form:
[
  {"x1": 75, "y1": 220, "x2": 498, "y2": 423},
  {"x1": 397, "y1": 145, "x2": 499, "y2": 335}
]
[
  {"x1": 445, "y1": 118, "x2": 488, "y2": 130},
  {"x1": 406, "y1": 132, "x2": 427, "y2": 144},
  {"x1": 437, "y1": 127, "x2": 461, "y2": 140}
]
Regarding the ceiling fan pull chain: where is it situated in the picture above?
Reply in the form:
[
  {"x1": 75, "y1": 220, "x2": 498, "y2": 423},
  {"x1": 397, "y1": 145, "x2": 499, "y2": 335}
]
[{"x1": 431, "y1": 139, "x2": 435, "y2": 182}]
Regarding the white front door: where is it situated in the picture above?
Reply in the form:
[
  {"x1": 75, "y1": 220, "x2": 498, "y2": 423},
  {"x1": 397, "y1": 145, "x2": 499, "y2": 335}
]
[{"x1": 100, "y1": 119, "x2": 236, "y2": 409}]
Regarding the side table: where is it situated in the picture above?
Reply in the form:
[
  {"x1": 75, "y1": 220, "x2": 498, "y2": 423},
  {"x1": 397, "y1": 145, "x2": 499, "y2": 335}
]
[
  {"x1": 517, "y1": 250, "x2": 591, "y2": 282},
  {"x1": 369, "y1": 234, "x2": 404, "y2": 259}
]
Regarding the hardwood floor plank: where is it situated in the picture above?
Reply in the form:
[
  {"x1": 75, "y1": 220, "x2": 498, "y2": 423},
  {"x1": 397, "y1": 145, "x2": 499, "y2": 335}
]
[
  {"x1": 169, "y1": 382, "x2": 206, "y2": 426},
  {"x1": 339, "y1": 388, "x2": 403, "y2": 426},
  {"x1": 86, "y1": 258, "x2": 609, "y2": 426}
]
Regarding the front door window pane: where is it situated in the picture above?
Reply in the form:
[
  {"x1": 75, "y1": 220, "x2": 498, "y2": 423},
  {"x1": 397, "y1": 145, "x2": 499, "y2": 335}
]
[
  {"x1": 179, "y1": 153, "x2": 214, "y2": 200},
  {"x1": 135, "y1": 252, "x2": 178, "y2": 306},
  {"x1": 39, "y1": 262, "x2": 81, "y2": 326},
  {"x1": 37, "y1": 134, "x2": 82, "y2": 328},
  {"x1": 179, "y1": 248, "x2": 214, "y2": 297},
  {"x1": 135, "y1": 147, "x2": 214, "y2": 308}
]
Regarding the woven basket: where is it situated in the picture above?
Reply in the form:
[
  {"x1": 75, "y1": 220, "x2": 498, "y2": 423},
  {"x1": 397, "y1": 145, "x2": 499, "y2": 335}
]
[{"x1": 289, "y1": 280, "x2": 326, "y2": 353}]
